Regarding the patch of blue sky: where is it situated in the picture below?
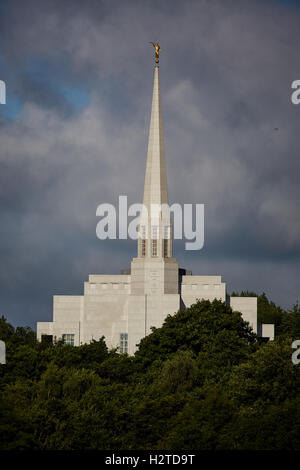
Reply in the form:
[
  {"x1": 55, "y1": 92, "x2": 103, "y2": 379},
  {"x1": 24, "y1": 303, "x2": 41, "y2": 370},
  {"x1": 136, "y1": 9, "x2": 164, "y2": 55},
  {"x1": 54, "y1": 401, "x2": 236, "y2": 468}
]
[
  {"x1": 26, "y1": 58, "x2": 66, "y2": 84},
  {"x1": 26, "y1": 58, "x2": 89, "y2": 111},
  {"x1": 0, "y1": 90, "x2": 21, "y2": 120},
  {"x1": 58, "y1": 86, "x2": 89, "y2": 110}
]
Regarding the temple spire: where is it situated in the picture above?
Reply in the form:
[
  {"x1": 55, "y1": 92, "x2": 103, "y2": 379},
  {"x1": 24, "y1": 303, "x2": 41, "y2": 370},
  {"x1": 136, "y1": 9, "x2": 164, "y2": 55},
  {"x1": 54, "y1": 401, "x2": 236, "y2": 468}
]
[
  {"x1": 131, "y1": 52, "x2": 178, "y2": 297},
  {"x1": 142, "y1": 65, "x2": 168, "y2": 210},
  {"x1": 137, "y1": 61, "x2": 172, "y2": 259}
]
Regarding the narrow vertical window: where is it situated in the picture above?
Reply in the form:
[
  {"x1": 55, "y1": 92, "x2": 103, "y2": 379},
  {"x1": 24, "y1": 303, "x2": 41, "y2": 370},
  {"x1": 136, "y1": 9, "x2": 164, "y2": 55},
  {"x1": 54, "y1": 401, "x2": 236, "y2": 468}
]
[
  {"x1": 120, "y1": 333, "x2": 128, "y2": 354},
  {"x1": 151, "y1": 226, "x2": 158, "y2": 256},
  {"x1": 141, "y1": 225, "x2": 146, "y2": 257},
  {"x1": 163, "y1": 239, "x2": 168, "y2": 257},
  {"x1": 163, "y1": 225, "x2": 170, "y2": 257}
]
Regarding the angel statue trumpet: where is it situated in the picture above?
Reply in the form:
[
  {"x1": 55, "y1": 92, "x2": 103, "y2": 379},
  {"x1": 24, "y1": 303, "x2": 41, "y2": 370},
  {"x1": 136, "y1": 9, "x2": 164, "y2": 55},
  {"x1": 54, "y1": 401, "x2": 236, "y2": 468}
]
[{"x1": 150, "y1": 42, "x2": 161, "y2": 64}]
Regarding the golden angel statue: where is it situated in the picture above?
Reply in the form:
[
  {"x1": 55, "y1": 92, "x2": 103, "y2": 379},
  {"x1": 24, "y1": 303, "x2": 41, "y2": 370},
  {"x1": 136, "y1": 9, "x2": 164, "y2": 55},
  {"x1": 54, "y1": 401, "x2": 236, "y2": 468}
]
[{"x1": 150, "y1": 42, "x2": 161, "y2": 64}]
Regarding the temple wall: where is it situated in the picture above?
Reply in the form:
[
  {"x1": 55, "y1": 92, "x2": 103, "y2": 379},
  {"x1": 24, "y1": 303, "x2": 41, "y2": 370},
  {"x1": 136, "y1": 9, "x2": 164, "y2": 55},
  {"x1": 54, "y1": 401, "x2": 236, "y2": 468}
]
[
  {"x1": 81, "y1": 291, "x2": 128, "y2": 348},
  {"x1": 37, "y1": 320, "x2": 80, "y2": 346},
  {"x1": 181, "y1": 275, "x2": 226, "y2": 307},
  {"x1": 230, "y1": 296, "x2": 257, "y2": 333},
  {"x1": 37, "y1": 296, "x2": 83, "y2": 345},
  {"x1": 53, "y1": 295, "x2": 83, "y2": 322}
]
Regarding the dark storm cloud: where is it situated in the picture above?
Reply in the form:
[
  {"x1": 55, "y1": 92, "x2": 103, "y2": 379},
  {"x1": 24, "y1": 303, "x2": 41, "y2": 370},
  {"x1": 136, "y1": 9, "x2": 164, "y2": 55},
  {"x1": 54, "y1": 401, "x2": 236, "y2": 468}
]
[{"x1": 0, "y1": 0, "x2": 299, "y2": 328}]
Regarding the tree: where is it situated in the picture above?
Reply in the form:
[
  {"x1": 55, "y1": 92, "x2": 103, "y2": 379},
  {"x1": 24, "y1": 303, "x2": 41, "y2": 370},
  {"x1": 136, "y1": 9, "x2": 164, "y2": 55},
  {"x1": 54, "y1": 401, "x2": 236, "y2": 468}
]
[
  {"x1": 158, "y1": 387, "x2": 235, "y2": 450},
  {"x1": 277, "y1": 302, "x2": 300, "y2": 338},
  {"x1": 135, "y1": 299, "x2": 256, "y2": 369},
  {"x1": 227, "y1": 337, "x2": 300, "y2": 406},
  {"x1": 1, "y1": 298, "x2": 300, "y2": 450},
  {"x1": 0, "y1": 316, "x2": 14, "y2": 342}
]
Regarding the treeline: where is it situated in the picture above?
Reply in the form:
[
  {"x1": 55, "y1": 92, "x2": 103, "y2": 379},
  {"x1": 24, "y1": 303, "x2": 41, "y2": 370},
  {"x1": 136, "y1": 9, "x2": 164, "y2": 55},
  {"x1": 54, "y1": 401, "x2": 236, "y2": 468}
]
[{"x1": 0, "y1": 295, "x2": 300, "y2": 450}]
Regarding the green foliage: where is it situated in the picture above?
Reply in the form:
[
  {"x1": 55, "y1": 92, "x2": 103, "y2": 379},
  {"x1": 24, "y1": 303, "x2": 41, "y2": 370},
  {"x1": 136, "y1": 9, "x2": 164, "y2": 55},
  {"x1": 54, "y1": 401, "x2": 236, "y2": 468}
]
[
  {"x1": 158, "y1": 387, "x2": 235, "y2": 450},
  {"x1": 223, "y1": 397, "x2": 300, "y2": 450},
  {"x1": 0, "y1": 316, "x2": 36, "y2": 345},
  {"x1": 257, "y1": 292, "x2": 284, "y2": 327},
  {"x1": 227, "y1": 337, "x2": 300, "y2": 406},
  {"x1": 135, "y1": 299, "x2": 256, "y2": 368},
  {"x1": 0, "y1": 316, "x2": 15, "y2": 342},
  {"x1": 1, "y1": 298, "x2": 300, "y2": 450},
  {"x1": 155, "y1": 350, "x2": 198, "y2": 394},
  {"x1": 278, "y1": 302, "x2": 300, "y2": 338}
]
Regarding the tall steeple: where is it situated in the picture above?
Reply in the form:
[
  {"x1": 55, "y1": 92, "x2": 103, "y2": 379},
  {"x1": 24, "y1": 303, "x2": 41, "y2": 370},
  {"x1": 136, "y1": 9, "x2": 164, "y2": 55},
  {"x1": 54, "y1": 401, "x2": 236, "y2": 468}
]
[
  {"x1": 137, "y1": 64, "x2": 173, "y2": 259},
  {"x1": 142, "y1": 65, "x2": 168, "y2": 209},
  {"x1": 130, "y1": 54, "x2": 178, "y2": 297}
]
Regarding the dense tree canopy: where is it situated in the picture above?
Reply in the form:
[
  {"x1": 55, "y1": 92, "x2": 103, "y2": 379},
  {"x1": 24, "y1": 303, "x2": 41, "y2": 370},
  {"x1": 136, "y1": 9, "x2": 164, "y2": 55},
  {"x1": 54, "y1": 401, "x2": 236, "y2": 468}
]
[{"x1": 0, "y1": 296, "x2": 300, "y2": 450}]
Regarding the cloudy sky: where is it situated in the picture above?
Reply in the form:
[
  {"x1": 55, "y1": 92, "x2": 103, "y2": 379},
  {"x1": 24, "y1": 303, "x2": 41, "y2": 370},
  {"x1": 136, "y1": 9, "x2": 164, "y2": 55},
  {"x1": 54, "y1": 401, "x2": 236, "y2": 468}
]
[{"x1": 0, "y1": 0, "x2": 299, "y2": 328}]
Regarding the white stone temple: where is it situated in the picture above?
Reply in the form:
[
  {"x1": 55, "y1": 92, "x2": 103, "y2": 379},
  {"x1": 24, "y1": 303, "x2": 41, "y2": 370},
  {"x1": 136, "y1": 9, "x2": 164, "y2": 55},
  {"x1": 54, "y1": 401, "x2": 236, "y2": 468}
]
[{"x1": 37, "y1": 61, "x2": 274, "y2": 353}]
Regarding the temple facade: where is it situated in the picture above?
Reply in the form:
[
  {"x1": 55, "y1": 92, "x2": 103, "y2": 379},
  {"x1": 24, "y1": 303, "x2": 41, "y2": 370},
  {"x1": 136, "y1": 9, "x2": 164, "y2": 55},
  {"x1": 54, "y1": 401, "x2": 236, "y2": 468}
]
[{"x1": 37, "y1": 64, "x2": 274, "y2": 354}]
